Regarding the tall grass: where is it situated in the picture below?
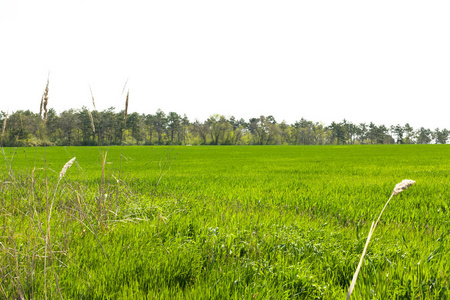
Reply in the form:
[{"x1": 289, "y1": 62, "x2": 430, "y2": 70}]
[
  {"x1": 347, "y1": 179, "x2": 416, "y2": 299},
  {"x1": 0, "y1": 80, "x2": 137, "y2": 299}
]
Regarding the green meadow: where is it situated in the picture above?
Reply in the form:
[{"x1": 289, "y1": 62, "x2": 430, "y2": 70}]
[{"x1": 1, "y1": 145, "x2": 449, "y2": 299}]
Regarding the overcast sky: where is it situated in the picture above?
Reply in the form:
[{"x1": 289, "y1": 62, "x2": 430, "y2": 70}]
[{"x1": 1, "y1": 1, "x2": 449, "y2": 129}]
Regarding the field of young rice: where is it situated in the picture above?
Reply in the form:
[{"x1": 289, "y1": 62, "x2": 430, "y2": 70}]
[{"x1": 1, "y1": 145, "x2": 449, "y2": 299}]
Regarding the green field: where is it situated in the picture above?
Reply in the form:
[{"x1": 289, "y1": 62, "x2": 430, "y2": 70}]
[{"x1": 1, "y1": 145, "x2": 449, "y2": 299}]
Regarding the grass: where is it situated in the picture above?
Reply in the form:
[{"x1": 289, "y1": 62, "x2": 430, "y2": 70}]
[
  {"x1": 347, "y1": 179, "x2": 416, "y2": 299},
  {"x1": 0, "y1": 144, "x2": 449, "y2": 299}
]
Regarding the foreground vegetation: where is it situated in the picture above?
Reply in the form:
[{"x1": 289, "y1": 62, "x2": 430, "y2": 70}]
[{"x1": 1, "y1": 145, "x2": 449, "y2": 299}]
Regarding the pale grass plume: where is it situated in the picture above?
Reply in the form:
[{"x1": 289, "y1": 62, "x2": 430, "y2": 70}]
[
  {"x1": 347, "y1": 179, "x2": 416, "y2": 299},
  {"x1": 124, "y1": 90, "x2": 129, "y2": 126},
  {"x1": 392, "y1": 179, "x2": 415, "y2": 196},
  {"x1": 88, "y1": 108, "x2": 95, "y2": 133},
  {"x1": 89, "y1": 85, "x2": 97, "y2": 111},
  {"x1": 46, "y1": 155, "x2": 75, "y2": 299},
  {"x1": 42, "y1": 77, "x2": 49, "y2": 125},
  {"x1": 121, "y1": 78, "x2": 129, "y2": 95},
  {"x1": 59, "y1": 157, "x2": 76, "y2": 180},
  {"x1": 39, "y1": 95, "x2": 44, "y2": 118}
]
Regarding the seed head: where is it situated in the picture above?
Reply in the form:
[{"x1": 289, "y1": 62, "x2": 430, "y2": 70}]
[
  {"x1": 88, "y1": 108, "x2": 95, "y2": 133},
  {"x1": 89, "y1": 85, "x2": 97, "y2": 111},
  {"x1": 42, "y1": 78, "x2": 49, "y2": 125},
  {"x1": 392, "y1": 179, "x2": 415, "y2": 196},
  {"x1": 39, "y1": 95, "x2": 44, "y2": 118},
  {"x1": 124, "y1": 90, "x2": 129, "y2": 126},
  {"x1": 59, "y1": 157, "x2": 76, "y2": 180}
]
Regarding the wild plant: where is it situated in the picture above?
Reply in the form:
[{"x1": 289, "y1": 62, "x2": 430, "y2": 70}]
[
  {"x1": 347, "y1": 179, "x2": 416, "y2": 299},
  {"x1": 44, "y1": 157, "x2": 76, "y2": 299},
  {"x1": 42, "y1": 78, "x2": 49, "y2": 126}
]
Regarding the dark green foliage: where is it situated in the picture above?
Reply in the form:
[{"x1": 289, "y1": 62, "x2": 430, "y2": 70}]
[{"x1": 2, "y1": 108, "x2": 449, "y2": 146}]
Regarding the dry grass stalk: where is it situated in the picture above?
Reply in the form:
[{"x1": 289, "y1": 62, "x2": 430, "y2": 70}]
[
  {"x1": 121, "y1": 78, "x2": 129, "y2": 95},
  {"x1": 89, "y1": 85, "x2": 97, "y2": 111},
  {"x1": 101, "y1": 152, "x2": 107, "y2": 188},
  {"x1": 45, "y1": 157, "x2": 76, "y2": 299},
  {"x1": 124, "y1": 90, "x2": 129, "y2": 126},
  {"x1": 88, "y1": 108, "x2": 95, "y2": 133},
  {"x1": 39, "y1": 95, "x2": 44, "y2": 118},
  {"x1": 347, "y1": 179, "x2": 416, "y2": 299},
  {"x1": 42, "y1": 78, "x2": 49, "y2": 126},
  {"x1": 1, "y1": 113, "x2": 7, "y2": 143},
  {"x1": 99, "y1": 151, "x2": 108, "y2": 224}
]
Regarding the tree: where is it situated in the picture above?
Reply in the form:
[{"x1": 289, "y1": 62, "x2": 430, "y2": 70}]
[
  {"x1": 380, "y1": 125, "x2": 394, "y2": 144},
  {"x1": 77, "y1": 107, "x2": 95, "y2": 145},
  {"x1": 403, "y1": 123, "x2": 414, "y2": 144},
  {"x1": 358, "y1": 123, "x2": 368, "y2": 144},
  {"x1": 367, "y1": 122, "x2": 378, "y2": 144},
  {"x1": 143, "y1": 114, "x2": 155, "y2": 144},
  {"x1": 4, "y1": 111, "x2": 32, "y2": 146},
  {"x1": 416, "y1": 127, "x2": 432, "y2": 144},
  {"x1": 278, "y1": 121, "x2": 291, "y2": 144},
  {"x1": 248, "y1": 116, "x2": 274, "y2": 145},
  {"x1": 206, "y1": 114, "x2": 230, "y2": 145},
  {"x1": 294, "y1": 118, "x2": 315, "y2": 145},
  {"x1": 59, "y1": 109, "x2": 79, "y2": 145},
  {"x1": 342, "y1": 120, "x2": 357, "y2": 144},
  {"x1": 180, "y1": 114, "x2": 190, "y2": 145},
  {"x1": 154, "y1": 109, "x2": 167, "y2": 144},
  {"x1": 313, "y1": 122, "x2": 330, "y2": 145},
  {"x1": 192, "y1": 120, "x2": 209, "y2": 144},
  {"x1": 329, "y1": 121, "x2": 346, "y2": 145},
  {"x1": 96, "y1": 107, "x2": 120, "y2": 145},
  {"x1": 434, "y1": 128, "x2": 449, "y2": 144},
  {"x1": 266, "y1": 115, "x2": 277, "y2": 125},
  {"x1": 167, "y1": 112, "x2": 182, "y2": 144},
  {"x1": 390, "y1": 124, "x2": 404, "y2": 144},
  {"x1": 126, "y1": 112, "x2": 144, "y2": 144}
]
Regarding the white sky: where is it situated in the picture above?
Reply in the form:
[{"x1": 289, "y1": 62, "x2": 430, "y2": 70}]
[{"x1": 0, "y1": 1, "x2": 449, "y2": 129}]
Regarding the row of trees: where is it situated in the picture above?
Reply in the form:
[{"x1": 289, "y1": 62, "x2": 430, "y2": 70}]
[{"x1": 0, "y1": 108, "x2": 448, "y2": 146}]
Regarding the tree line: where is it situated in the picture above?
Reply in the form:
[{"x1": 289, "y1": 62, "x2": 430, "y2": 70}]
[{"x1": 0, "y1": 108, "x2": 448, "y2": 147}]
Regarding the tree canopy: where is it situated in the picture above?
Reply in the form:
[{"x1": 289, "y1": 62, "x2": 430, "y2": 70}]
[{"x1": 0, "y1": 108, "x2": 448, "y2": 147}]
